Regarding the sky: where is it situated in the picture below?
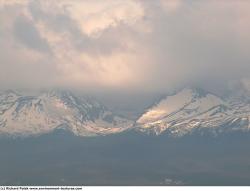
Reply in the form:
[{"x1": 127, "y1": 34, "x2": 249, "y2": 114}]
[{"x1": 1, "y1": 0, "x2": 250, "y2": 94}]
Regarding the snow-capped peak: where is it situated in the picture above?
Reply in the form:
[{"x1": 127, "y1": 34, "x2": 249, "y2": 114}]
[
  {"x1": 1, "y1": 86, "x2": 250, "y2": 138},
  {"x1": 136, "y1": 87, "x2": 242, "y2": 136},
  {"x1": 137, "y1": 88, "x2": 224, "y2": 125},
  {"x1": 0, "y1": 90, "x2": 133, "y2": 137}
]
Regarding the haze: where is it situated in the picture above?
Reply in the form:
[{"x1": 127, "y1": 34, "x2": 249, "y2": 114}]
[{"x1": 1, "y1": 0, "x2": 250, "y2": 94}]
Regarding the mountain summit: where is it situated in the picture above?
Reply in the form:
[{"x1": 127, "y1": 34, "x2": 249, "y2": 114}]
[
  {"x1": 0, "y1": 87, "x2": 250, "y2": 137},
  {"x1": 136, "y1": 87, "x2": 250, "y2": 136},
  {"x1": 0, "y1": 90, "x2": 133, "y2": 137}
]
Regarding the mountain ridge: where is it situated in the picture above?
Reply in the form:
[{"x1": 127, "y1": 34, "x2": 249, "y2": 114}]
[
  {"x1": 0, "y1": 86, "x2": 250, "y2": 137},
  {"x1": 136, "y1": 87, "x2": 250, "y2": 136},
  {"x1": 0, "y1": 90, "x2": 133, "y2": 137}
]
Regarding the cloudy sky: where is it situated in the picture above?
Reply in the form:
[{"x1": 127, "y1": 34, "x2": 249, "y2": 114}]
[{"x1": 1, "y1": 0, "x2": 250, "y2": 93}]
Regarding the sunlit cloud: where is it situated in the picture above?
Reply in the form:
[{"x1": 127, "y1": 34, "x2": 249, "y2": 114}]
[{"x1": 0, "y1": 0, "x2": 250, "y2": 93}]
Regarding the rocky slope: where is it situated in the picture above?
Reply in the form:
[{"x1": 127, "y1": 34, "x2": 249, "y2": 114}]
[
  {"x1": 0, "y1": 90, "x2": 133, "y2": 137},
  {"x1": 1, "y1": 83, "x2": 250, "y2": 137},
  {"x1": 136, "y1": 87, "x2": 250, "y2": 136}
]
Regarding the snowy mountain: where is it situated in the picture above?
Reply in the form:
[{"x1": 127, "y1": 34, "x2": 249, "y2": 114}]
[
  {"x1": 136, "y1": 87, "x2": 250, "y2": 136},
  {"x1": 1, "y1": 85, "x2": 250, "y2": 138},
  {"x1": 0, "y1": 90, "x2": 133, "y2": 137}
]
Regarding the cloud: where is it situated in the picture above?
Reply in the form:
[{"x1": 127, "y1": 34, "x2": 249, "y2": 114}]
[
  {"x1": 13, "y1": 15, "x2": 51, "y2": 53},
  {"x1": 65, "y1": 0, "x2": 144, "y2": 37},
  {"x1": 0, "y1": 0, "x2": 28, "y2": 7},
  {"x1": 0, "y1": 0, "x2": 250, "y2": 93},
  {"x1": 160, "y1": 0, "x2": 182, "y2": 13}
]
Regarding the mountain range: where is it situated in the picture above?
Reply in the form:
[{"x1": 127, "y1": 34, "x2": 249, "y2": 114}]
[
  {"x1": 0, "y1": 82, "x2": 250, "y2": 137},
  {"x1": 136, "y1": 87, "x2": 250, "y2": 136},
  {"x1": 0, "y1": 90, "x2": 133, "y2": 137}
]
